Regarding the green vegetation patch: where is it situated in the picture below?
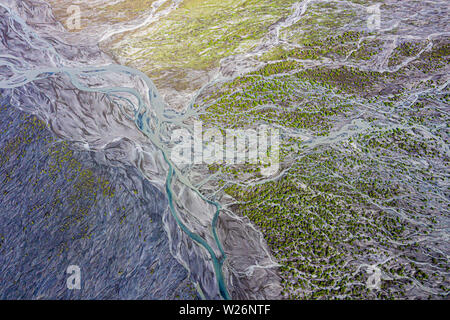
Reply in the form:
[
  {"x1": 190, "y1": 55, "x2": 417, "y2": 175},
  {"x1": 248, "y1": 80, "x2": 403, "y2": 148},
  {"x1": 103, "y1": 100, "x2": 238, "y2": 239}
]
[{"x1": 110, "y1": 0, "x2": 298, "y2": 76}]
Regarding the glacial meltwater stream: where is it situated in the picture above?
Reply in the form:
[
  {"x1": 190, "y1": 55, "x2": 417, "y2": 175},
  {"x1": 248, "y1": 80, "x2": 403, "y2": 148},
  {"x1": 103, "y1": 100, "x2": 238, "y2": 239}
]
[{"x1": 0, "y1": 3, "x2": 230, "y2": 300}]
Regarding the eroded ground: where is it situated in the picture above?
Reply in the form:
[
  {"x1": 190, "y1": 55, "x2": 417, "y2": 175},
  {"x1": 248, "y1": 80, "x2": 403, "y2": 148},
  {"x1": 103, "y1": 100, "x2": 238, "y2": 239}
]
[{"x1": 47, "y1": 0, "x2": 449, "y2": 299}]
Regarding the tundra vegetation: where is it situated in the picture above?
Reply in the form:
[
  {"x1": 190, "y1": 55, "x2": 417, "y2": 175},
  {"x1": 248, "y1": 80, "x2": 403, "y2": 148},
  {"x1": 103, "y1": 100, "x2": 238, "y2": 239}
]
[{"x1": 184, "y1": 1, "x2": 449, "y2": 299}]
